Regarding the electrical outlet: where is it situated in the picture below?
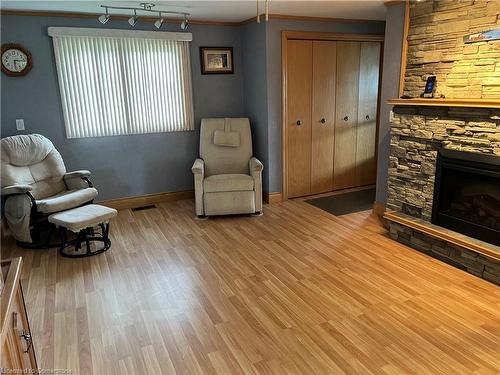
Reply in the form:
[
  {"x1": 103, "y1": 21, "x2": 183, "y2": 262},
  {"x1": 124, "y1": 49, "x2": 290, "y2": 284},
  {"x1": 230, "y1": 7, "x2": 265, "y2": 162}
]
[
  {"x1": 389, "y1": 110, "x2": 394, "y2": 123},
  {"x1": 16, "y1": 119, "x2": 25, "y2": 131}
]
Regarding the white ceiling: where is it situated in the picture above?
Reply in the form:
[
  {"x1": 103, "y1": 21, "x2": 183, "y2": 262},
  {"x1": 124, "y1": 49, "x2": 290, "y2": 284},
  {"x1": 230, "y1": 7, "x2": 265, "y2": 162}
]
[{"x1": 1, "y1": 1, "x2": 387, "y2": 22}]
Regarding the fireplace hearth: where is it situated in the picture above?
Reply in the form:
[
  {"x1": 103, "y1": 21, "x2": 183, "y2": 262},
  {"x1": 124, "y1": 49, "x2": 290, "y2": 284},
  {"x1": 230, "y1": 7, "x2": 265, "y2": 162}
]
[{"x1": 432, "y1": 149, "x2": 500, "y2": 246}]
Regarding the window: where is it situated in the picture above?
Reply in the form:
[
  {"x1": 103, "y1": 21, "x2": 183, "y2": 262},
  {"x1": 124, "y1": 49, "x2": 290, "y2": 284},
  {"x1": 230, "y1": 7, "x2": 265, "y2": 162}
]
[{"x1": 49, "y1": 27, "x2": 194, "y2": 138}]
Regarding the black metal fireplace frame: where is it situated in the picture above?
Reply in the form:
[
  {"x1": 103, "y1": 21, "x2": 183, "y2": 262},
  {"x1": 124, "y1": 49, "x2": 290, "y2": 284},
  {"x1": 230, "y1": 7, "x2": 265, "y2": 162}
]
[{"x1": 432, "y1": 148, "x2": 500, "y2": 246}]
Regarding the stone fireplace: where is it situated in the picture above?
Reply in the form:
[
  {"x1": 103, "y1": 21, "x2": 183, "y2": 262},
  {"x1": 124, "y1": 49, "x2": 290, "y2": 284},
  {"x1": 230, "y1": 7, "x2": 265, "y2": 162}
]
[
  {"x1": 382, "y1": 0, "x2": 500, "y2": 284},
  {"x1": 385, "y1": 105, "x2": 500, "y2": 285}
]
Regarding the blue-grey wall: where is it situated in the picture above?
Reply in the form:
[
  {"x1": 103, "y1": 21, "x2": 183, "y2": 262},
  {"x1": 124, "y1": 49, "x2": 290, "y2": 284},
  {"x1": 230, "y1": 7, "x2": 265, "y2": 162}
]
[
  {"x1": 241, "y1": 21, "x2": 269, "y2": 192},
  {"x1": 375, "y1": 3, "x2": 406, "y2": 205},
  {"x1": 265, "y1": 19, "x2": 385, "y2": 193},
  {"x1": 0, "y1": 15, "x2": 244, "y2": 200},
  {"x1": 1, "y1": 14, "x2": 393, "y2": 200}
]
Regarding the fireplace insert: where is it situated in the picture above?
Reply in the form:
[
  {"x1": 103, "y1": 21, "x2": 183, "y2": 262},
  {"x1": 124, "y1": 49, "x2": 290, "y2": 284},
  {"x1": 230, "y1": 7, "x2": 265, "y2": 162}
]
[{"x1": 432, "y1": 148, "x2": 500, "y2": 246}]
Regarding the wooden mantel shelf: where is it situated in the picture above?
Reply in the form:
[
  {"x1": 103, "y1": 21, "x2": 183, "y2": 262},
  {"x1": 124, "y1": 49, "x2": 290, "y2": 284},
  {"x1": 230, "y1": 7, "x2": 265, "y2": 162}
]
[{"x1": 387, "y1": 98, "x2": 500, "y2": 109}]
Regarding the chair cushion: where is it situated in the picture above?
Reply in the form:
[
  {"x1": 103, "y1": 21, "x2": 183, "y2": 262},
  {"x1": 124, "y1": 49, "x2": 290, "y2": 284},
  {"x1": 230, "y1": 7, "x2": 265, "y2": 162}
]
[
  {"x1": 200, "y1": 118, "x2": 252, "y2": 176},
  {"x1": 48, "y1": 204, "x2": 117, "y2": 232},
  {"x1": 36, "y1": 187, "x2": 98, "y2": 214},
  {"x1": 1, "y1": 134, "x2": 54, "y2": 167},
  {"x1": 214, "y1": 130, "x2": 240, "y2": 147},
  {"x1": 204, "y1": 174, "x2": 254, "y2": 193},
  {"x1": 1, "y1": 134, "x2": 67, "y2": 199}
]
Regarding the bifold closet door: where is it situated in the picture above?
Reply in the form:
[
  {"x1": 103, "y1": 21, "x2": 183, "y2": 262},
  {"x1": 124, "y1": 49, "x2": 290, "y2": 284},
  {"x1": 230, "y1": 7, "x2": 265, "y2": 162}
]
[
  {"x1": 356, "y1": 42, "x2": 381, "y2": 186},
  {"x1": 334, "y1": 41, "x2": 360, "y2": 191},
  {"x1": 311, "y1": 41, "x2": 336, "y2": 194},
  {"x1": 287, "y1": 40, "x2": 312, "y2": 198}
]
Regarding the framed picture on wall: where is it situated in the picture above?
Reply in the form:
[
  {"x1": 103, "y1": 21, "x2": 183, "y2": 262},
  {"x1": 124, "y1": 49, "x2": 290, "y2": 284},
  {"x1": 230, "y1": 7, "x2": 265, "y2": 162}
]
[{"x1": 200, "y1": 47, "x2": 233, "y2": 74}]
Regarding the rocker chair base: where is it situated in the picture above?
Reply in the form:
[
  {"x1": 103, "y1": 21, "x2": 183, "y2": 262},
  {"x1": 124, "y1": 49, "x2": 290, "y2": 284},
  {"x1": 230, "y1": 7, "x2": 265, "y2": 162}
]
[{"x1": 58, "y1": 223, "x2": 111, "y2": 258}]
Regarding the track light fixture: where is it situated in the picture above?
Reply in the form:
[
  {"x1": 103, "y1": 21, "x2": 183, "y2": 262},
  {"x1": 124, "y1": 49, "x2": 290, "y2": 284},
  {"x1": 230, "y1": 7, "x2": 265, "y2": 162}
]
[
  {"x1": 154, "y1": 13, "x2": 164, "y2": 29},
  {"x1": 180, "y1": 16, "x2": 189, "y2": 30},
  {"x1": 128, "y1": 10, "x2": 138, "y2": 27},
  {"x1": 98, "y1": 3, "x2": 190, "y2": 31},
  {"x1": 98, "y1": 8, "x2": 110, "y2": 24}
]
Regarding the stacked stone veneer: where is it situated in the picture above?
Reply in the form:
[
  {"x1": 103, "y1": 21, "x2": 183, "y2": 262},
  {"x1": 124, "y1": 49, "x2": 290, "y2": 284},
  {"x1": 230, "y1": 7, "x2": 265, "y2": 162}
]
[
  {"x1": 388, "y1": 222, "x2": 500, "y2": 285},
  {"x1": 387, "y1": 105, "x2": 500, "y2": 285},
  {"x1": 404, "y1": 0, "x2": 500, "y2": 99},
  {"x1": 387, "y1": 106, "x2": 500, "y2": 219}
]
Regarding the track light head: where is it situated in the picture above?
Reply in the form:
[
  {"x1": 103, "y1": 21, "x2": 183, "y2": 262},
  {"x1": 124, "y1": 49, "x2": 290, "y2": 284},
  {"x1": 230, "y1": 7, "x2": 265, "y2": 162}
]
[
  {"x1": 98, "y1": 7, "x2": 110, "y2": 24},
  {"x1": 128, "y1": 16, "x2": 138, "y2": 26},
  {"x1": 180, "y1": 16, "x2": 189, "y2": 30},
  {"x1": 98, "y1": 14, "x2": 110, "y2": 24},
  {"x1": 128, "y1": 10, "x2": 138, "y2": 27},
  {"x1": 154, "y1": 13, "x2": 164, "y2": 29},
  {"x1": 154, "y1": 18, "x2": 164, "y2": 28}
]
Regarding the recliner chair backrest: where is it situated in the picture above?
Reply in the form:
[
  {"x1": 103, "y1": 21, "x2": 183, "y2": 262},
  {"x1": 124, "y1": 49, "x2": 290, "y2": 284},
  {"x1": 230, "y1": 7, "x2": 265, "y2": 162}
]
[
  {"x1": 200, "y1": 118, "x2": 253, "y2": 176},
  {"x1": 1, "y1": 134, "x2": 67, "y2": 199}
]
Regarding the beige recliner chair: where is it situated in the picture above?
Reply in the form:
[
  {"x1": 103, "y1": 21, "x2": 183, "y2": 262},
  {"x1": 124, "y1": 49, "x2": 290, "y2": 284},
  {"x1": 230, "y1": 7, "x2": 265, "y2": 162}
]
[
  {"x1": 1, "y1": 134, "x2": 98, "y2": 245},
  {"x1": 192, "y1": 118, "x2": 263, "y2": 218}
]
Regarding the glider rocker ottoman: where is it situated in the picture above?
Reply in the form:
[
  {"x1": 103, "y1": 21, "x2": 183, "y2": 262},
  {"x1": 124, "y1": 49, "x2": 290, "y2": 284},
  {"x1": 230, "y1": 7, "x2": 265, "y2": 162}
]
[{"x1": 48, "y1": 204, "x2": 117, "y2": 258}]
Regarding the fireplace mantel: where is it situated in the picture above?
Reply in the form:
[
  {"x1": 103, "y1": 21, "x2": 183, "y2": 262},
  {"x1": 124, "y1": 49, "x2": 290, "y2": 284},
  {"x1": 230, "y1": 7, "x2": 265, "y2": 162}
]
[{"x1": 387, "y1": 98, "x2": 500, "y2": 109}]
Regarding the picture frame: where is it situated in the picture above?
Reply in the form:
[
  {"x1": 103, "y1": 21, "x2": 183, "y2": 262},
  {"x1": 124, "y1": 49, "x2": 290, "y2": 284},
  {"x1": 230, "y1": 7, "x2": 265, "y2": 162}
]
[{"x1": 200, "y1": 47, "x2": 233, "y2": 74}]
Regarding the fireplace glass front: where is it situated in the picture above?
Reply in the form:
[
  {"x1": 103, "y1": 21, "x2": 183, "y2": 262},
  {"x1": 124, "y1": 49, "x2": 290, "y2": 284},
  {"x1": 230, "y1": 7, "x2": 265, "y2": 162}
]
[{"x1": 432, "y1": 149, "x2": 500, "y2": 246}]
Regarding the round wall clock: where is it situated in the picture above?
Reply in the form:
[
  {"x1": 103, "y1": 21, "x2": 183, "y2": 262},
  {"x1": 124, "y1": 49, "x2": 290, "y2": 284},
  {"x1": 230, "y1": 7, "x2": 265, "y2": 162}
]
[{"x1": 1, "y1": 43, "x2": 32, "y2": 77}]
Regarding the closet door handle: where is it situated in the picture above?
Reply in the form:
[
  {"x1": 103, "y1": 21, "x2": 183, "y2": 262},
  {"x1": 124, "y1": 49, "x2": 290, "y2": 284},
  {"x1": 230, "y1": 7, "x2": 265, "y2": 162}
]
[
  {"x1": 320, "y1": 118, "x2": 326, "y2": 124},
  {"x1": 20, "y1": 330, "x2": 33, "y2": 353},
  {"x1": 343, "y1": 116, "x2": 349, "y2": 122},
  {"x1": 296, "y1": 120, "x2": 302, "y2": 126},
  {"x1": 365, "y1": 115, "x2": 370, "y2": 120}
]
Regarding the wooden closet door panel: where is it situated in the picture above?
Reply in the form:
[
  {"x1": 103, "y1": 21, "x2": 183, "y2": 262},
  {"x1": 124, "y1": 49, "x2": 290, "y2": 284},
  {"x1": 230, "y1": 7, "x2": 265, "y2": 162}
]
[
  {"x1": 311, "y1": 41, "x2": 336, "y2": 194},
  {"x1": 356, "y1": 42, "x2": 381, "y2": 186},
  {"x1": 334, "y1": 41, "x2": 360, "y2": 190},
  {"x1": 287, "y1": 40, "x2": 312, "y2": 198}
]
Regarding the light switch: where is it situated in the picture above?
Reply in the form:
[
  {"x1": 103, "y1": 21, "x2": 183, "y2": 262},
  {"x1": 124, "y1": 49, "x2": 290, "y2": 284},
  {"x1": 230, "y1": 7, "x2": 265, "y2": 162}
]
[{"x1": 16, "y1": 119, "x2": 25, "y2": 131}]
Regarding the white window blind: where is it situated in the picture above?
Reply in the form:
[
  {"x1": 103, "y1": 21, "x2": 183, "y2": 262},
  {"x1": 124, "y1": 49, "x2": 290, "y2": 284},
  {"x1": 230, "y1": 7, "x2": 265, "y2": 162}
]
[{"x1": 49, "y1": 27, "x2": 194, "y2": 138}]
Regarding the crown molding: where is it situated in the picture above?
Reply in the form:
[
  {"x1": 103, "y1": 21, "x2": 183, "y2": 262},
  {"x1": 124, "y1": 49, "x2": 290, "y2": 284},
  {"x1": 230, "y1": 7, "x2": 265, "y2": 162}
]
[{"x1": 1, "y1": 9, "x2": 385, "y2": 27}]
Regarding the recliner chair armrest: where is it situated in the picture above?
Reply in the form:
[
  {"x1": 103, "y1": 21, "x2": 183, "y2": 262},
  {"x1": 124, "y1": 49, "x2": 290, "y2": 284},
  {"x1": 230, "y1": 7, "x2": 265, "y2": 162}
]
[
  {"x1": 249, "y1": 157, "x2": 264, "y2": 174},
  {"x1": 1, "y1": 184, "x2": 33, "y2": 196},
  {"x1": 191, "y1": 159, "x2": 205, "y2": 176},
  {"x1": 249, "y1": 157, "x2": 263, "y2": 214},
  {"x1": 64, "y1": 170, "x2": 91, "y2": 180},
  {"x1": 192, "y1": 158, "x2": 205, "y2": 216},
  {"x1": 63, "y1": 170, "x2": 93, "y2": 189}
]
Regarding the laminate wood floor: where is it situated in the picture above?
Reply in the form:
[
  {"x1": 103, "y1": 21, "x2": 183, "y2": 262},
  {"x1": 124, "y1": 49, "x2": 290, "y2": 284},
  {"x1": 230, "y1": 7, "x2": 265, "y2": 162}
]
[{"x1": 1, "y1": 199, "x2": 499, "y2": 375}]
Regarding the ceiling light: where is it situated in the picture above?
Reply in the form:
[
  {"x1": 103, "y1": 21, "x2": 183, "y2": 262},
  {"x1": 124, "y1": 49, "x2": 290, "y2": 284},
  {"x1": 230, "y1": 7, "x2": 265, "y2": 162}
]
[
  {"x1": 154, "y1": 13, "x2": 164, "y2": 29},
  {"x1": 128, "y1": 10, "x2": 138, "y2": 27},
  {"x1": 98, "y1": 4, "x2": 190, "y2": 28},
  {"x1": 180, "y1": 15, "x2": 189, "y2": 30},
  {"x1": 98, "y1": 8, "x2": 110, "y2": 24}
]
